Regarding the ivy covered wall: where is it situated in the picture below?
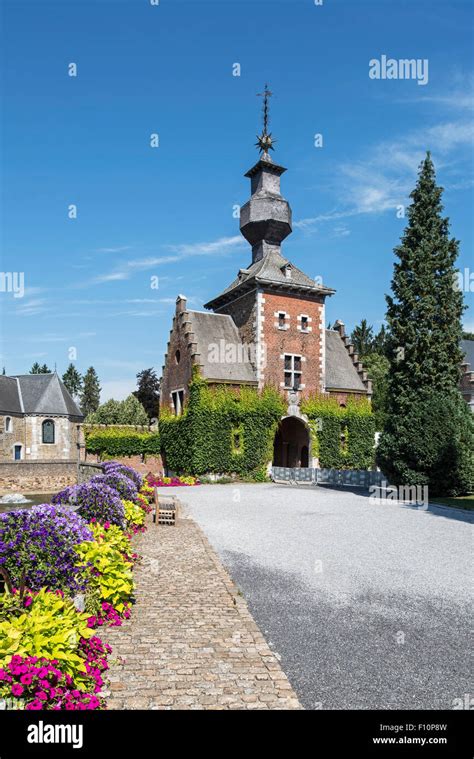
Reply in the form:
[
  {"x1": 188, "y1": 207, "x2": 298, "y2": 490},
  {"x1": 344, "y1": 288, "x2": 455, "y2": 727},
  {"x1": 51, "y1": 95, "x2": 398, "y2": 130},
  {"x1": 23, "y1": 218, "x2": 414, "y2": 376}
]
[
  {"x1": 301, "y1": 394, "x2": 376, "y2": 470},
  {"x1": 159, "y1": 373, "x2": 285, "y2": 477},
  {"x1": 159, "y1": 374, "x2": 376, "y2": 476}
]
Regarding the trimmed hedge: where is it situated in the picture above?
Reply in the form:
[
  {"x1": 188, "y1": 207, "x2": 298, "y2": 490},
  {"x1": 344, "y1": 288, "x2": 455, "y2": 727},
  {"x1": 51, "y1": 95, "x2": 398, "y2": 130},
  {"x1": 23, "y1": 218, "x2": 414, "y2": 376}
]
[
  {"x1": 301, "y1": 394, "x2": 376, "y2": 470},
  {"x1": 159, "y1": 373, "x2": 285, "y2": 477},
  {"x1": 85, "y1": 426, "x2": 160, "y2": 459}
]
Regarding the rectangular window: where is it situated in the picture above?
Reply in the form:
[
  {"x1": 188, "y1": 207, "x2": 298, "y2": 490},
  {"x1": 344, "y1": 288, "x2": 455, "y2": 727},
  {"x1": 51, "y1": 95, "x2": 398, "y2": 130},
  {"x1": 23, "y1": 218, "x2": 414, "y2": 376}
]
[
  {"x1": 301, "y1": 316, "x2": 308, "y2": 332},
  {"x1": 278, "y1": 312, "x2": 286, "y2": 329},
  {"x1": 284, "y1": 355, "x2": 302, "y2": 389},
  {"x1": 171, "y1": 389, "x2": 184, "y2": 416}
]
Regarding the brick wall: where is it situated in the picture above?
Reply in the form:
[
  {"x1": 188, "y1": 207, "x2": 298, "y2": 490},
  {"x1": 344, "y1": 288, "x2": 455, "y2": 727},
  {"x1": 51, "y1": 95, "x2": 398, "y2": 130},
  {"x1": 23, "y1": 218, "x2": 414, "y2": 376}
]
[
  {"x1": 259, "y1": 290, "x2": 325, "y2": 398},
  {"x1": 0, "y1": 461, "x2": 78, "y2": 494}
]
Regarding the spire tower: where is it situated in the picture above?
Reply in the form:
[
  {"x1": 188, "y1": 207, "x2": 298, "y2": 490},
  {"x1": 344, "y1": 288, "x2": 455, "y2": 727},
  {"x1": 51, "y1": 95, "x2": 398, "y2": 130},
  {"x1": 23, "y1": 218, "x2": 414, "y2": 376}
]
[{"x1": 240, "y1": 85, "x2": 292, "y2": 264}]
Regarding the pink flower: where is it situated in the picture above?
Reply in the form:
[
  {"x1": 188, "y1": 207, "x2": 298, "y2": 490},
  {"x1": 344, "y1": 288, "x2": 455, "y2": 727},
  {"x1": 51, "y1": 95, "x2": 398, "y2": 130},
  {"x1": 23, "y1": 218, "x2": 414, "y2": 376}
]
[
  {"x1": 11, "y1": 683, "x2": 24, "y2": 697},
  {"x1": 26, "y1": 699, "x2": 43, "y2": 710},
  {"x1": 36, "y1": 690, "x2": 48, "y2": 701},
  {"x1": 20, "y1": 674, "x2": 33, "y2": 686},
  {"x1": 23, "y1": 596, "x2": 33, "y2": 608}
]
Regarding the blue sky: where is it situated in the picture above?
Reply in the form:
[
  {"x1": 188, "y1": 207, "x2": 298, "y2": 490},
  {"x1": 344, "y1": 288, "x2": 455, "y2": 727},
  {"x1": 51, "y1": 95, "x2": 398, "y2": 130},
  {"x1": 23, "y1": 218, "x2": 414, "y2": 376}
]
[{"x1": 1, "y1": 0, "x2": 473, "y2": 400}]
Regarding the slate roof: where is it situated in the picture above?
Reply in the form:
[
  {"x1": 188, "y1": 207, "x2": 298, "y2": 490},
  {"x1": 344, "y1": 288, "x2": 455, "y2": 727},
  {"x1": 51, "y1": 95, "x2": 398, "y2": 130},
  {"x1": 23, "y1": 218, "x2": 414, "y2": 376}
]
[
  {"x1": 325, "y1": 330, "x2": 366, "y2": 392},
  {"x1": 0, "y1": 377, "x2": 23, "y2": 414},
  {"x1": 461, "y1": 339, "x2": 474, "y2": 369},
  {"x1": 187, "y1": 310, "x2": 257, "y2": 383},
  {"x1": 204, "y1": 249, "x2": 335, "y2": 310},
  {"x1": 0, "y1": 373, "x2": 83, "y2": 418}
]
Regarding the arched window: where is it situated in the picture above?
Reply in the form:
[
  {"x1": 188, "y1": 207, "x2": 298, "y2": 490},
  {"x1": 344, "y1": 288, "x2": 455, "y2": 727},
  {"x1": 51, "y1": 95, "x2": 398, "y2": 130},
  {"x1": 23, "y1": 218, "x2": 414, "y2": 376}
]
[
  {"x1": 5, "y1": 417, "x2": 12, "y2": 433},
  {"x1": 42, "y1": 419, "x2": 55, "y2": 444}
]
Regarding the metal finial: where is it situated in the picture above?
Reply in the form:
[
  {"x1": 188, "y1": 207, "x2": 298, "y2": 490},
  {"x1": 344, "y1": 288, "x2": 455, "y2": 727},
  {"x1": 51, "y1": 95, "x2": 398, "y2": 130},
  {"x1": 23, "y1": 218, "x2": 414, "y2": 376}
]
[{"x1": 255, "y1": 84, "x2": 276, "y2": 155}]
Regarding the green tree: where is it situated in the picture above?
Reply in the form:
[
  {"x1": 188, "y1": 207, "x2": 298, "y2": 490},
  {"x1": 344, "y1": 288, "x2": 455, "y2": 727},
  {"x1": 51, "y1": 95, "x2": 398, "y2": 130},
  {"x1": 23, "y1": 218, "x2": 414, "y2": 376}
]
[
  {"x1": 372, "y1": 324, "x2": 388, "y2": 356},
  {"x1": 87, "y1": 399, "x2": 122, "y2": 424},
  {"x1": 30, "y1": 362, "x2": 51, "y2": 374},
  {"x1": 384, "y1": 153, "x2": 464, "y2": 406},
  {"x1": 80, "y1": 367, "x2": 101, "y2": 417},
  {"x1": 377, "y1": 153, "x2": 471, "y2": 494},
  {"x1": 134, "y1": 368, "x2": 160, "y2": 420},
  {"x1": 462, "y1": 331, "x2": 474, "y2": 340},
  {"x1": 351, "y1": 319, "x2": 374, "y2": 357},
  {"x1": 62, "y1": 363, "x2": 83, "y2": 398},
  {"x1": 86, "y1": 395, "x2": 148, "y2": 425},
  {"x1": 363, "y1": 353, "x2": 389, "y2": 431},
  {"x1": 121, "y1": 394, "x2": 148, "y2": 425}
]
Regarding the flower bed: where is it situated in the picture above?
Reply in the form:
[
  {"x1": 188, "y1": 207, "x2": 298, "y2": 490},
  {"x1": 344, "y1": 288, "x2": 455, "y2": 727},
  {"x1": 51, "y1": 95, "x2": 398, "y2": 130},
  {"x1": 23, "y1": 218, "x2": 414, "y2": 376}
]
[
  {"x1": 0, "y1": 460, "x2": 153, "y2": 710},
  {"x1": 146, "y1": 474, "x2": 200, "y2": 488}
]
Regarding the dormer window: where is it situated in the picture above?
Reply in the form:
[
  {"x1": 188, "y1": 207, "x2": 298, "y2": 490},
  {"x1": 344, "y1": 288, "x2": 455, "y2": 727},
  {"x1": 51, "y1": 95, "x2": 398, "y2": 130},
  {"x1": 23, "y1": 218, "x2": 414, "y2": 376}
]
[{"x1": 284, "y1": 264, "x2": 292, "y2": 280}]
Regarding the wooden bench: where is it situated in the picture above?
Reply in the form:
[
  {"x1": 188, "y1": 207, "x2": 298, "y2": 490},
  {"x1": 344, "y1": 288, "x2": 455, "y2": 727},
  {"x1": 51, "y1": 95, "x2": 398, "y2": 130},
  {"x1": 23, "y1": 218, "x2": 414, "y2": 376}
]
[{"x1": 153, "y1": 488, "x2": 176, "y2": 526}]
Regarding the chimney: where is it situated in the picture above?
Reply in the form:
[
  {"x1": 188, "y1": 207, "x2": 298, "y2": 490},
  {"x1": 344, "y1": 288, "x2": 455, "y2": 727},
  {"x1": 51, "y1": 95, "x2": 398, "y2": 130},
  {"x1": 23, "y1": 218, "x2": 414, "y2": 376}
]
[
  {"x1": 176, "y1": 294, "x2": 187, "y2": 314},
  {"x1": 333, "y1": 319, "x2": 345, "y2": 338}
]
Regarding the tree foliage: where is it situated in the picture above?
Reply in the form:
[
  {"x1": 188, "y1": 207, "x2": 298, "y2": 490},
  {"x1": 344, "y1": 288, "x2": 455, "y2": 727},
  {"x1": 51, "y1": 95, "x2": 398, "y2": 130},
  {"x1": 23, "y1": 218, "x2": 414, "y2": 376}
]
[
  {"x1": 80, "y1": 367, "x2": 101, "y2": 417},
  {"x1": 62, "y1": 363, "x2": 83, "y2": 398},
  {"x1": 134, "y1": 368, "x2": 160, "y2": 420},
  {"x1": 377, "y1": 153, "x2": 470, "y2": 495}
]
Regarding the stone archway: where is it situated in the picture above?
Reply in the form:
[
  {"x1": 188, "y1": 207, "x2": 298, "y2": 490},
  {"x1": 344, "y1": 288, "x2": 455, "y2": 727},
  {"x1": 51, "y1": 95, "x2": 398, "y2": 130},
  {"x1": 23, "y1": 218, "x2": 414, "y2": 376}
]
[{"x1": 273, "y1": 416, "x2": 310, "y2": 468}]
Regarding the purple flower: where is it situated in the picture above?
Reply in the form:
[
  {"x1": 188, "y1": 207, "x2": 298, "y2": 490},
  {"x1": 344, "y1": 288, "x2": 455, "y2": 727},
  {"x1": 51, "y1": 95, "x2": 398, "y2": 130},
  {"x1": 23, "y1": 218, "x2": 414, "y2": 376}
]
[
  {"x1": 89, "y1": 472, "x2": 138, "y2": 502},
  {"x1": 0, "y1": 505, "x2": 92, "y2": 594},
  {"x1": 52, "y1": 482, "x2": 125, "y2": 527},
  {"x1": 102, "y1": 462, "x2": 143, "y2": 489}
]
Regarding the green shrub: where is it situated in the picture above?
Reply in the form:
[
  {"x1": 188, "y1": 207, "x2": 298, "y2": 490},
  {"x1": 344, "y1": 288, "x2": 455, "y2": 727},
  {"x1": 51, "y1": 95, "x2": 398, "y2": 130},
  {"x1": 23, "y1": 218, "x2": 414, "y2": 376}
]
[{"x1": 85, "y1": 426, "x2": 160, "y2": 458}]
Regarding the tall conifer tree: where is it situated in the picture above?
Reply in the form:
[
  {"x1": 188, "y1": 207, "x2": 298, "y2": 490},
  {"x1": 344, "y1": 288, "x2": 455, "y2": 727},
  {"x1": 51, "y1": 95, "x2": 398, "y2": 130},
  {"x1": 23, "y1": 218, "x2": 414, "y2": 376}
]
[{"x1": 377, "y1": 153, "x2": 472, "y2": 495}]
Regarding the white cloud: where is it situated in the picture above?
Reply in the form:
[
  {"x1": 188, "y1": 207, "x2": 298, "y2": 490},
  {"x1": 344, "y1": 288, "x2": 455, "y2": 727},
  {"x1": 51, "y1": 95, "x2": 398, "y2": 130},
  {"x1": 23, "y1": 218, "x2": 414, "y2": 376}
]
[
  {"x1": 295, "y1": 118, "x2": 473, "y2": 231},
  {"x1": 89, "y1": 236, "x2": 245, "y2": 287}
]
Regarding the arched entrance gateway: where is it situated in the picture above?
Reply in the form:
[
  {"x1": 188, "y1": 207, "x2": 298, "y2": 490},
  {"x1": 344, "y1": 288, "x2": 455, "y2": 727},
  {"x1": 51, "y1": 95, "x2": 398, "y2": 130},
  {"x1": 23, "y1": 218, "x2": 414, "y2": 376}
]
[{"x1": 272, "y1": 416, "x2": 310, "y2": 468}]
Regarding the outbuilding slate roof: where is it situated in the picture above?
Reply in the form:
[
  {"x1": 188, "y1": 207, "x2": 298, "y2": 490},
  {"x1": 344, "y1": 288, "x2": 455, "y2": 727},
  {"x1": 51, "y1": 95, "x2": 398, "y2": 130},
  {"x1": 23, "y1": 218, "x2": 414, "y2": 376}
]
[
  {"x1": 0, "y1": 377, "x2": 23, "y2": 414},
  {"x1": 325, "y1": 330, "x2": 366, "y2": 392},
  {"x1": 0, "y1": 373, "x2": 83, "y2": 418},
  {"x1": 187, "y1": 310, "x2": 257, "y2": 383},
  {"x1": 204, "y1": 250, "x2": 335, "y2": 310}
]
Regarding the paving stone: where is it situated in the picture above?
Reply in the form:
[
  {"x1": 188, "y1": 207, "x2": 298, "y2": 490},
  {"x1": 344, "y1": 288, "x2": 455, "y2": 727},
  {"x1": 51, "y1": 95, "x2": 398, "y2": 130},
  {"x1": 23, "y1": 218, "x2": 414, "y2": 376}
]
[{"x1": 103, "y1": 511, "x2": 301, "y2": 710}]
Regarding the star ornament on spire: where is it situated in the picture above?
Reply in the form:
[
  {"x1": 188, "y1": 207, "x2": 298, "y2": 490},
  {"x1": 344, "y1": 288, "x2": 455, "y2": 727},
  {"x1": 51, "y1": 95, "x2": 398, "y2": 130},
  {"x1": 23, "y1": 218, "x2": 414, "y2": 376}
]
[
  {"x1": 255, "y1": 131, "x2": 276, "y2": 155},
  {"x1": 256, "y1": 83, "x2": 276, "y2": 156}
]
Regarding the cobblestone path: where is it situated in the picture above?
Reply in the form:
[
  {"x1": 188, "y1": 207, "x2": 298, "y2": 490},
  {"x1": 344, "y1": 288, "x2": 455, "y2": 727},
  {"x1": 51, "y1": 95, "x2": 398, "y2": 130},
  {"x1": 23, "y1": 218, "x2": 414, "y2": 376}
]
[{"x1": 104, "y1": 511, "x2": 301, "y2": 710}]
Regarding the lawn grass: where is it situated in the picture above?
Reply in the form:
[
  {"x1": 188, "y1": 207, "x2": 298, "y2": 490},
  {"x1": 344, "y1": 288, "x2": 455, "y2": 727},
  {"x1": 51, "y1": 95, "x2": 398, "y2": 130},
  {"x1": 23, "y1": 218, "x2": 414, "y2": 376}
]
[{"x1": 430, "y1": 494, "x2": 474, "y2": 511}]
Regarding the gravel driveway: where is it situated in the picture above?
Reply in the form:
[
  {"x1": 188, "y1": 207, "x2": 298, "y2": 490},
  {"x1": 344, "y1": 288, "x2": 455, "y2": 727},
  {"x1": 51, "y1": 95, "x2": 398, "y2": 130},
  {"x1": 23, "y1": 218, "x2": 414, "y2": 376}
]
[{"x1": 164, "y1": 483, "x2": 472, "y2": 710}]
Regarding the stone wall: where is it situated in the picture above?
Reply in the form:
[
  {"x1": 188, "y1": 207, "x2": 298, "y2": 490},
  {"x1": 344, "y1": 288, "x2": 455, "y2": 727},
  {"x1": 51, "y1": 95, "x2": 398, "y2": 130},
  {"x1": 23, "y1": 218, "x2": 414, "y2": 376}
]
[
  {"x1": 0, "y1": 461, "x2": 78, "y2": 494},
  {"x1": 0, "y1": 414, "x2": 82, "y2": 462}
]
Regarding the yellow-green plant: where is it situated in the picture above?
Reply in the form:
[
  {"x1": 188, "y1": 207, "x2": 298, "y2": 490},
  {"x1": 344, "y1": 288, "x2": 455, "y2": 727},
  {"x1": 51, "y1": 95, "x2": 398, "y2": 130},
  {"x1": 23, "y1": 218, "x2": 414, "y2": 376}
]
[
  {"x1": 75, "y1": 538, "x2": 133, "y2": 613},
  {"x1": 88, "y1": 520, "x2": 130, "y2": 555},
  {"x1": 0, "y1": 588, "x2": 92, "y2": 681},
  {"x1": 122, "y1": 499, "x2": 146, "y2": 530}
]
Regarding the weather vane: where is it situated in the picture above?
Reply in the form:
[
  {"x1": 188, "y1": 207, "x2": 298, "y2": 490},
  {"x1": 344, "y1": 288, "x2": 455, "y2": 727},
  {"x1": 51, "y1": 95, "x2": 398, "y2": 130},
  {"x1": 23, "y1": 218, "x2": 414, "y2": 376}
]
[{"x1": 255, "y1": 83, "x2": 276, "y2": 156}]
